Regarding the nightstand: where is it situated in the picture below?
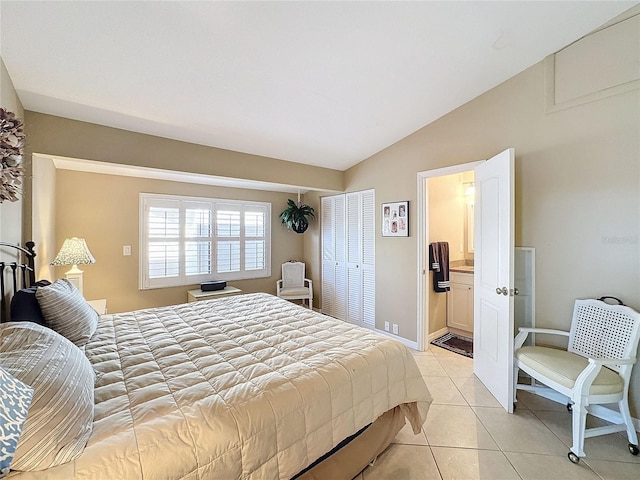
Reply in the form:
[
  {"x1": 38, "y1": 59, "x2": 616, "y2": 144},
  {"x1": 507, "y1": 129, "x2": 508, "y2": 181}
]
[
  {"x1": 87, "y1": 298, "x2": 107, "y2": 315},
  {"x1": 187, "y1": 286, "x2": 242, "y2": 302}
]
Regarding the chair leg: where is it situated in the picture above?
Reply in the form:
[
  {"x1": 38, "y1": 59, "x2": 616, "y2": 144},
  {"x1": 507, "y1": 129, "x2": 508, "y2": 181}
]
[
  {"x1": 619, "y1": 397, "x2": 639, "y2": 446},
  {"x1": 570, "y1": 399, "x2": 588, "y2": 458}
]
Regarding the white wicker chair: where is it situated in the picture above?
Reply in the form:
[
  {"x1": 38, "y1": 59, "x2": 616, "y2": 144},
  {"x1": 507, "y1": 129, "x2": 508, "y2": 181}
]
[
  {"x1": 513, "y1": 298, "x2": 640, "y2": 463},
  {"x1": 276, "y1": 261, "x2": 313, "y2": 309}
]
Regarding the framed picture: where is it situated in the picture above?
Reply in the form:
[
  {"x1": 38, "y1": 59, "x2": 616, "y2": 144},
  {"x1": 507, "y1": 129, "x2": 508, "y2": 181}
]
[{"x1": 382, "y1": 201, "x2": 409, "y2": 237}]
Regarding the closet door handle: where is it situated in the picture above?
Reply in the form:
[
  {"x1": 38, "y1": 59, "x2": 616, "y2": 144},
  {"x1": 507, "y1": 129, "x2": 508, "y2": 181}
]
[{"x1": 496, "y1": 287, "x2": 508, "y2": 296}]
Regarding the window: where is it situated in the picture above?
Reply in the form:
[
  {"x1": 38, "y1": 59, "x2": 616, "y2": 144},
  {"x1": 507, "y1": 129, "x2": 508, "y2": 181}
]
[{"x1": 140, "y1": 194, "x2": 271, "y2": 289}]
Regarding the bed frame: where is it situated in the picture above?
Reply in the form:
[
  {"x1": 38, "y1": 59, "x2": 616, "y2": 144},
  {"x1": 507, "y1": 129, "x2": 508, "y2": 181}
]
[{"x1": 0, "y1": 241, "x2": 36, "y2": 322}]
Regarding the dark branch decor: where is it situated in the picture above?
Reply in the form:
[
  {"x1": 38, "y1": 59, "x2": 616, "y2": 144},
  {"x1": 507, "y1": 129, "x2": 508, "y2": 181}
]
[
  {"x1": 0, "y1": 108, "x2": 25, "y2": 203},
  {"x1": 279, "y1": 197, "x2": 316, "y2": 234}
]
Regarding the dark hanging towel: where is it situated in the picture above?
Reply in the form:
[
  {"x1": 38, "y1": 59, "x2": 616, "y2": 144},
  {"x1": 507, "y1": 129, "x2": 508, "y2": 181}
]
[{"x1": 429, "y1": 242, "x2": 450, "y2": 292}]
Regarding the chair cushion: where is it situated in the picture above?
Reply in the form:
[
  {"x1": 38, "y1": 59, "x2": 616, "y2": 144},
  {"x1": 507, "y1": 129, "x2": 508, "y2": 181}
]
[
  {"x1": 516, "y1": 346, "x2": 624, "y2": 395},
  {"x1": 282, "y1": 262, "x2": 305, "y2": 287},
  {"x1": 279, "y1": 286, "x2": 311, "y2": 296}
]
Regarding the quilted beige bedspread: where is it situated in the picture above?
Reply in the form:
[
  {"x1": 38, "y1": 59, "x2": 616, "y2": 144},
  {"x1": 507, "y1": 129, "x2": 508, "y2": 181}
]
[{"x1": 11, "y1": 293, "x2": 431, "y2": 479}]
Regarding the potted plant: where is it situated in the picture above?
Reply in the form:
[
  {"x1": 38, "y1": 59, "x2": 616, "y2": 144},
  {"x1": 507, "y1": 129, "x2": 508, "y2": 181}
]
[{"x1": 279, "y1": 198, "x2": 316, "y2": 233}]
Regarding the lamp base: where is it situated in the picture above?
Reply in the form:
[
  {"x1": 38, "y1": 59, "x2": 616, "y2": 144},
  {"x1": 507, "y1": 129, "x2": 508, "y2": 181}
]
[{"x1": 64, "y1": 265, "x2": 84, "y2": 295}]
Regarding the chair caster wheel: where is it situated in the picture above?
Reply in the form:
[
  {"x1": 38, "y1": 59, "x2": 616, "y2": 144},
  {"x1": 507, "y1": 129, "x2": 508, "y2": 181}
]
[
  {"x1": 629, "y1": 444, "x2": 639, "y2": 456},
  {"x1": 568, "y1": 452, "x2": 580, "y2": 464},
  {"x1": 566, "y1": 403, "x2": 573, "y2": 412}
]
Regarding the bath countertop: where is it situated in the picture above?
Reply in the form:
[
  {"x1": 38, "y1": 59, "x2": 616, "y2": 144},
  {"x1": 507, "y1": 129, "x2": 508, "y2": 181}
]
[{"x1": 450, "y1": 265, "x2": 474, "y2": 274}]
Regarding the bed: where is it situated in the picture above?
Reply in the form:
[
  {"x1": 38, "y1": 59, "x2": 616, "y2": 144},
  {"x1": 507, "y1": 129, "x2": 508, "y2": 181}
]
[{"x1": 0, "y1": 242, "x2": 431, "y2": 479}]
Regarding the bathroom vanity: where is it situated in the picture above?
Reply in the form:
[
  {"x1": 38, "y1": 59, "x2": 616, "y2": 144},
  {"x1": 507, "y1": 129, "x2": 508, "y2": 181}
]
[{"x1": 447, "y1": 268, "x2": 474, "y2": 334}]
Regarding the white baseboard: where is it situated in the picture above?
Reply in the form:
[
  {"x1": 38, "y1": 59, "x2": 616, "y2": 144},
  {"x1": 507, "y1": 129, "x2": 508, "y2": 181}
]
[
  {"x1": 374, "y1": 328, "x2": 419, "y2": 350},
  {"x1": 427, "y1": 327, "x2": 449, "y2": 344}
]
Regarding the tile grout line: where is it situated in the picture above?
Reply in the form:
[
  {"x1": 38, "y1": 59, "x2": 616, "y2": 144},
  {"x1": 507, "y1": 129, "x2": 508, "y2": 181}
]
[{"x1": 412, "y1": 349, "x2": 639, "y2": 479}]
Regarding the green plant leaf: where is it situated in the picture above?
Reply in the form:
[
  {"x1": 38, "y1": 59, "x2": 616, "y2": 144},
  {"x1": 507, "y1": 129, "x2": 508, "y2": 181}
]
[{"x1": 279, "y1": 198, "x2": 316, "y2": 232}]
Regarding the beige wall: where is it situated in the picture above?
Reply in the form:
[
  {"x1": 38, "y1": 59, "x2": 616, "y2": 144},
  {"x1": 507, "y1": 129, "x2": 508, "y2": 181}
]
[
  {"x1": 428, "y1": 173, "x2": 466, "y2": 334},
  {"x1": 331, "y1": 31, "x2": 639, "y2": 414},
  {"x1": 22, "y1": 111, "x2": 336, "y2": 312},
  {"x1": 52, "y1": 169, "x2": 307, "y2": 313},
  {"x1": 341, "y1": 53, "x2": 639, "y2": 339},
  {"x1": 0, "y1": 58, "x2": 22, "y2": 117},
  {"x1": 12, "y1": 11, "x2": 640, "y2": 417},
  {"x1": 31, "y1": 155, "x2": 56, "y2": 280},
  {"x1": 0, "y1": 56, "x2": 24, "y2": 247},
  {"x1": 429, "y1": 173, "x2": 466, "y2": 262},
  {"x1": 24, "y1": 112, "x2": 344, "y2": 198}
]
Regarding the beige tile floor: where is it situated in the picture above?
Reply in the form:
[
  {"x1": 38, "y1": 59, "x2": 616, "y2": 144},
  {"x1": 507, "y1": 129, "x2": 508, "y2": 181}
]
[{"x1": 354, "y1": 345, "x2": 640, "y2": 480}]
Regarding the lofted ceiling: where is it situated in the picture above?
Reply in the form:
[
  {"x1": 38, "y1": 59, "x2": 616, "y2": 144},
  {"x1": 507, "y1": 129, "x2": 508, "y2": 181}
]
[{"x1": 1, "y1": 1, "x2": 636, "y2": 171}]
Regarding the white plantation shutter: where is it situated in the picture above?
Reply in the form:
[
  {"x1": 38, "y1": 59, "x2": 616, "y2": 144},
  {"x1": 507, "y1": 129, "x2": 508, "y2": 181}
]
[
  {"x1": 147, "y1": 201, "x2": 180, "y2": 285},
  {"x1": 216, "y1": 205, "x2": 241, "y2": 274},
  {"x1": 185, "y1": 204, "x2": 212, "y2": 276},
  {"x1": 244, "y1": 206, "x2": 267, "y2": 271},
  {"x1": 140, "y1": 194, "x2": 271, "y2": 289}
]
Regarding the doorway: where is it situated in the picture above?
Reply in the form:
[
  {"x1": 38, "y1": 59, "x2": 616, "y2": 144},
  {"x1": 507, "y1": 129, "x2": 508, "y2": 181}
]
[
  {"x1": 416, "y1": 161, "x2": 483, "y2": 352},
  {"x1": 417, "y1": 149, "x2": 517, "y2": 412},
  {"x1": 425, "y1": 170, "x2": 476, "y2": 352}
]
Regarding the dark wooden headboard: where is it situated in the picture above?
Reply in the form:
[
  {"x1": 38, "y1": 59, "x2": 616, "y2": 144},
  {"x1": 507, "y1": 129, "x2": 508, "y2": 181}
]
[{"x1": 0, "y1": 241, "x2": 36, "y2": 322}]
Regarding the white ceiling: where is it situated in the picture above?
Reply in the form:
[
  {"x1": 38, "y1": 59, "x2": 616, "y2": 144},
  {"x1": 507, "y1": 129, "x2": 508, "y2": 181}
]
[{"x1": 1, "y1": 1, "x2": 636, "y2": 171}]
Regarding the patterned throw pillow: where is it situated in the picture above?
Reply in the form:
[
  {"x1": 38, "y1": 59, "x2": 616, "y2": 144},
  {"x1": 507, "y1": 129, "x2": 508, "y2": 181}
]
[
  {"x1": 0, "y1": 366, "x2": 34, "y2": 478},
  {"x1": 35, "y1": 278, "x2": 99, "y2": 348},
  {"x1": 0, "y1": 322, "x2": 94, "y2": 471}
]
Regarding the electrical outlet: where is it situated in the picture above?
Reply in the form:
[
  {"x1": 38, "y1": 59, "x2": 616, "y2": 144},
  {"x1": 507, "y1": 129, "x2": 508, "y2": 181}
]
[
  {"x1": 384, "y1": 321, "x2": 390, "y2": 332},
  {"x1": 392, "y1": 324, "x2": 399, "y2": 335},
  {"x1": 123, "y1": 245, "x2": 131, "y2": 256}
]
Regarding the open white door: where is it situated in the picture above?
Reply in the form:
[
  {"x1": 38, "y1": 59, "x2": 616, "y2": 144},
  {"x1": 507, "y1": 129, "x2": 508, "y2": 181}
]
[{"x1": 473, "y1": 148, "x2": 515, "y2": 413}]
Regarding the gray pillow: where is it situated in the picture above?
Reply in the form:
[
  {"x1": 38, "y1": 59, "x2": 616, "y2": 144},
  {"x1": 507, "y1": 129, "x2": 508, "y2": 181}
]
[
  {"x1": 0, "y1": 322, "x2": 94, "y2": 471},
  {"x1": 35, "y1": 279, "x2": 99, "y2": 348}
]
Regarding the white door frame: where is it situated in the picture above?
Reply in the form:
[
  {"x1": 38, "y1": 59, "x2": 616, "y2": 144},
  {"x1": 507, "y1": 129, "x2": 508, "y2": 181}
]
[{"x1": 416, "y1": 160, "x2": 484, "y2": 351}]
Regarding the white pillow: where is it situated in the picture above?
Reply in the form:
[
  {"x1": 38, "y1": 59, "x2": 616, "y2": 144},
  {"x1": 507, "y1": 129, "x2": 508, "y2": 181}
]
[
  {"x1": 36, "y1": 278, "x2": 99, "y2": 348},
  {"x1": 0, "y1": 322, "x2": 94, "y2": 471}
]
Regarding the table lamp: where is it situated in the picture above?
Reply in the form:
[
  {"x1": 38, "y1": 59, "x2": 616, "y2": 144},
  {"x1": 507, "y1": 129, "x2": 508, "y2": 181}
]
[{"x1": 50, "y1": 237, "x2": 95, "y2": 295}]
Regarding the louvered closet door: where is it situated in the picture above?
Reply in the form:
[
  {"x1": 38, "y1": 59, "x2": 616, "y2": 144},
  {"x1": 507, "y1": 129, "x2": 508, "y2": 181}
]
[
  {"x1": 361, "y1": 190, "x2": 375, "y2": 328},
  {"x1": 321, "y1": 196, "x2": 336, "y2": 316},
  {"x1": 321, "y1": 190, "x2": 374, "y2": 326},
  {"x1": 346, "y1": 193, "x2": 362, "y2": 326},
  {"x1": 321, "y1": 195, "x2": 346, "y2": 319},
  {"x1": 333, "y1": 195, "x2": 347, "y2": 321}
]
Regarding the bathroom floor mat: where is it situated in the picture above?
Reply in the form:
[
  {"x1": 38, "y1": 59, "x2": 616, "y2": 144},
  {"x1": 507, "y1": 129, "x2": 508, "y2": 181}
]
[{"x1": 430, "y1": 332, "x2": 473, "y2": 358}]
